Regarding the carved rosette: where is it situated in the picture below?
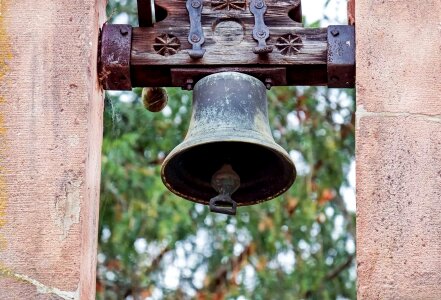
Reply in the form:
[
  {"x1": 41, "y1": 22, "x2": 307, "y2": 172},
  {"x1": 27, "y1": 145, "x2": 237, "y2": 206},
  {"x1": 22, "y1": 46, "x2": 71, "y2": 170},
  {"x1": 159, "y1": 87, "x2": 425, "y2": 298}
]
[
  {"x1": 211, "y1": 0, "x2": 247, "y2": 11},
  {"x1": 153, "y1": 33, "x2": 181, "y2": 56},
  {"x1": 276, "y1": 34, "x2": 303, "y2": 56}
]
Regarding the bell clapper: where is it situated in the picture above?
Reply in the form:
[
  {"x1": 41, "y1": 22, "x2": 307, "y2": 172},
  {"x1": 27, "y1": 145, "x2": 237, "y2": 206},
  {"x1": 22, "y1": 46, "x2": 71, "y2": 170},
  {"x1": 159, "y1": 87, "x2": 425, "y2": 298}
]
[{"x1": 209, "y1": 164, "x2": 240, "y2": 216}]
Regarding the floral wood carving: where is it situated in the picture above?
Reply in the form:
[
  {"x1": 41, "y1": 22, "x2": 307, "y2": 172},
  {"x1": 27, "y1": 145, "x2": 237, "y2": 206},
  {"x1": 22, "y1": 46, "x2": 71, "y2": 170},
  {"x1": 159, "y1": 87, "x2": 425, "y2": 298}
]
[
  {"x1": 276, "y1": 34, "x2": 303, "y2": 56},
  {"x1": 153, "y1": 33, "x2": 181, "y2": 56},
  {"x1": 211, "y1": 0, "x2": 247, "y2": 11}
]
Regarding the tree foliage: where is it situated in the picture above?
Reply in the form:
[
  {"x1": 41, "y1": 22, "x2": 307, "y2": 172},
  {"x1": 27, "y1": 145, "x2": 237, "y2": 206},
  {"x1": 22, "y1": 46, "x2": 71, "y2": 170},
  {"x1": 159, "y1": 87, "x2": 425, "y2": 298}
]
[{"x1": 98, "y1": 2, "x2": 356, "y2": 299}]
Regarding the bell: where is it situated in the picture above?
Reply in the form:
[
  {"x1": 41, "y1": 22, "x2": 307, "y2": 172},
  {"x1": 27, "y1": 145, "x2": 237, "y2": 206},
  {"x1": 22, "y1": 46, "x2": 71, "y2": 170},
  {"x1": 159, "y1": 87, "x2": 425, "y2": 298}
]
[{"x1": 161, "y1": 72, "x2": 296, "y2": 215}]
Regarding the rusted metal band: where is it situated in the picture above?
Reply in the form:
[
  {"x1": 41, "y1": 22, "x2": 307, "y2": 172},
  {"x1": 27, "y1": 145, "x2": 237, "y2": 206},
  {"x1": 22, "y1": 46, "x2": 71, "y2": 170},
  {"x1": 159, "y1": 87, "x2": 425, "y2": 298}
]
[
  {"x1": 98, "y1": 24, "x2": 133, "y2": 91},
  {"x1": 327, "y1": 25, "x2": 356, "y2": 88}
]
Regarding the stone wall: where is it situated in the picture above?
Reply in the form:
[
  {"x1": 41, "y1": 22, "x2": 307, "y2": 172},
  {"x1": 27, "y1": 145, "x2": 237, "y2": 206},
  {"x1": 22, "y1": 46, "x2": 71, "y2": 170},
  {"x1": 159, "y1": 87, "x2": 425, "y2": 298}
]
[
  {"x1": 356, "y1": 1, "x2": 441, "y2": 299},
  {"x1": 0, "y1": 0, "x2": 105, "y2": 299}
]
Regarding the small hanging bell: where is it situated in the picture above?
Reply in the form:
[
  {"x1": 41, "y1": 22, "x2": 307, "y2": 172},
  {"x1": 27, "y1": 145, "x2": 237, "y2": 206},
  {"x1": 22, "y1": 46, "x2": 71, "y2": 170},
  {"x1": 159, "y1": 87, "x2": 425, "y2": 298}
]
[{"x1": 161, "y1": 72, "x2": 296, "y2": 215}]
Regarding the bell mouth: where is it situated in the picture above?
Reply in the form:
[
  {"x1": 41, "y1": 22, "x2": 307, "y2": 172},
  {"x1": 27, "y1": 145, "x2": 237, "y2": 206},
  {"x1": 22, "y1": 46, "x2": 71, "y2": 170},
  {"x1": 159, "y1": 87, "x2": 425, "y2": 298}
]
[{"x1": 161, "y1": 136, "x2": 297, "y2": 206}]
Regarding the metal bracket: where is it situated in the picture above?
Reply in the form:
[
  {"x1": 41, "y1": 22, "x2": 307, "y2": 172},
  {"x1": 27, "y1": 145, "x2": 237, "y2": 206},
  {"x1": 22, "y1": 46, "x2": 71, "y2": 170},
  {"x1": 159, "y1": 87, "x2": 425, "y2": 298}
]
[
  {"x1": 98, "y1": 24, "x2": 132, "y2": 90},
  {"x1": 327, "y1": 25, "x2": 356, "y2": 88},
  {"x1": 250, "y1": 0, "x2": 273, "y2": 55},
  {"x1": 186, "y1": 0, "x2": 206, "y2": 59}
]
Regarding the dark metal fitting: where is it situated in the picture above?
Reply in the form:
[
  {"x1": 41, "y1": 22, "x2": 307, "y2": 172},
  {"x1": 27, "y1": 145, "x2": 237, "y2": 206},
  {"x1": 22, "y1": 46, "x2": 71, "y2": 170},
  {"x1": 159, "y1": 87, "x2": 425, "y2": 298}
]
[
  {"x1": 265, "y1": 78, "x2": 273, "y2": 90},
  {"x1": 120, "y1": 27, "x2": 129, "y2": 35},
  {"x1": 170, "y1": 68, "x2": 287, "y2": 89},
  {"x1": 191, "y1": 34, "x2": 201, "y2": 43},
  {"x1": 98, "y1": 24, "x2": 132, "y2": 90},
  {"x1": 250, "y1": 0, "x2": 272, "y2": 55},
  {"x1": 257, "y1": 31, "x2": 267, "y2": 38},
  {"x1": 209, "y1": 196, "x2": 237, "y2": 216},
  {"x1": 191, "y1": 0, "x2": 201, "y2": 8},
  {"x1": 187, "y1": 0, "x2": 206, "y2": 59},
  {"x1": 209, "y1": 164, "x2": 240, "y2": 216},
  {"x1": 255, "y1": 0, "x2": 264, "y2": 9},
  {"x1": 327, "y1": 25, "x2": 355, "y2": 88},
  {"x1": 185, "y1": 79, "x2": 194, "y2": 91}
]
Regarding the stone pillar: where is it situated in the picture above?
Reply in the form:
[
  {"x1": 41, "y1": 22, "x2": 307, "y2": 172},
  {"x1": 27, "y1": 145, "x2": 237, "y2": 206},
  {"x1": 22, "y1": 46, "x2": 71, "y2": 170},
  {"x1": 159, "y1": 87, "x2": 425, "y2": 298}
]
[
  {"x1": 0, "y1": 0, "x2": 105, "y2": 299},
  {"x1": 356, "y1": 1, "x2": 441, "y2": 299}
]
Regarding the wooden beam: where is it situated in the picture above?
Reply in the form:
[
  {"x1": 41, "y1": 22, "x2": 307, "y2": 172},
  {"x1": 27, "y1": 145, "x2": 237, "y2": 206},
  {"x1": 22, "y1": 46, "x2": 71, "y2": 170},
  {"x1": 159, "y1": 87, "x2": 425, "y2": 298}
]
[
  {"x1": 127, "y1": 0, "x2": 329, "y2": 87},
  {"x1": 99, "y1": 1, "x2": 355, "y2": 89},
  {"x1": 131, "y1": 27, "x2": 327, "y2": 66}
]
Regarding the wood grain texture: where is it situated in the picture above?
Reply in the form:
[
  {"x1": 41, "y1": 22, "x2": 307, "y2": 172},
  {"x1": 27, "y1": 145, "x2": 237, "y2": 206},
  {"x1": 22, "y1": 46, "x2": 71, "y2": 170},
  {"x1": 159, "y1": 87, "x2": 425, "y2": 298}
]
[
  {"x1": 356, "y1": 0, "x2": 441, "y2": 299},
  {"x1": 0, "y1": 0, "x2": 106, "y2": 299},
  {"x1": 131, "y1": 0, "x2": 319, "y2": 66},
  {"x1": 99, "y1": 0, "x2": 332, "y2": 88},
  {"x1": 132, "y1": 27, "x2": 327, "y2": 66}
]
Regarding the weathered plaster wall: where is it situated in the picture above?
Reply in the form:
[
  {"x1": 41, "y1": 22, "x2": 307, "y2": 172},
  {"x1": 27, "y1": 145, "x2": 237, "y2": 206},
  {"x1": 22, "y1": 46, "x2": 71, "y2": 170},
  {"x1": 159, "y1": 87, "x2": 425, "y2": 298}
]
[
  {"x1": 0, "y1": 0, "x2": 106, "y2": 299},
  {"x1": 356, "y1": 0, "x2": 441, "y2": 299}
]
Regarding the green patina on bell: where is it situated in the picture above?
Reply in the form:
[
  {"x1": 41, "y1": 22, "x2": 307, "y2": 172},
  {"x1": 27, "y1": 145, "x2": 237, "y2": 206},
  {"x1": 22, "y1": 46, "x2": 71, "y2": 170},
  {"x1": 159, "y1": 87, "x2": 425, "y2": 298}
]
[{"x1": 161, "y1": 72, "x2": 296, "y2": 215}]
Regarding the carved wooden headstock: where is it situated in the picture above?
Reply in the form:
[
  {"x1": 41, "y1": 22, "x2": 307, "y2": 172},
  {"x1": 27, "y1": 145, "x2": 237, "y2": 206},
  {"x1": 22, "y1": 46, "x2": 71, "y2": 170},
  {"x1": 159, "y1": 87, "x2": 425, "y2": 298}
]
[
  {"x1": 99, "y1": 0, "x2": 355, "y2": 90},
  {"x1": 134, "y1": 0, "x2": 308, "y2": 63}
]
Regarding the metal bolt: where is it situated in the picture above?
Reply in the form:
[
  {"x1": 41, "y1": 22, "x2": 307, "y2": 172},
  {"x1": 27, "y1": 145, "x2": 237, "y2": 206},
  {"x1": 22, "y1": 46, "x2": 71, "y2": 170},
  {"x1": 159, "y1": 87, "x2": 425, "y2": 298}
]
[
  {"x1": 191, "y1": 0, "x2": 201, "y2": 8},
  {"x1": 257, "y1": 30, "x2": 267, "y2": 39},
  {"x1": 331, "y1": 76, "x2": 340, "y2": 82},
  {"x1": 185, "y1": 79, "x2": 194, "y2": 91},
  {"x1": 120, "y1": 27, "x2": 129, "y2": 36},
  {"x1": 191, "y1": 34, "x2": 201, "y2": 43},
  {"x1": 331, "y1": 29, "x2": 340, "y2": 37},
  {"x1": 265, "y1": 78, "x2": 273, "y2": 90},
  {"x1": 255, "y1": 0, "x2": 264, "y2": 9}
]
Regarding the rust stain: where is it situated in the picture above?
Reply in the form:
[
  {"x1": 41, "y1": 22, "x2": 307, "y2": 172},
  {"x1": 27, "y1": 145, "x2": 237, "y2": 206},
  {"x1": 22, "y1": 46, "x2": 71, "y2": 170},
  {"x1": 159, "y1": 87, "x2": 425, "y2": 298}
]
[{"x1": 0, "y1": 0, "x2": 12, "y2": 252}]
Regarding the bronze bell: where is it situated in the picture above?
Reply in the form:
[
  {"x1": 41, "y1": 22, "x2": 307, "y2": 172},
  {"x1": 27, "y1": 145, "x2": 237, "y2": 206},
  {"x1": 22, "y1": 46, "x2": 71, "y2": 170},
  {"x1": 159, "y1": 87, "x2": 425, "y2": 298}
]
[{"x1": 161, "y1": 72, "x2": 296, "y2": 215}]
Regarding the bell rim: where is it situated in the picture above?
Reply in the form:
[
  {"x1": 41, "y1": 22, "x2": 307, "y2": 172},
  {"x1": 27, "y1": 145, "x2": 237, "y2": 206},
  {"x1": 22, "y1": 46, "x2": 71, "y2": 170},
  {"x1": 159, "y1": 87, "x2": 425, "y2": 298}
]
[{"x1": 161, "y1": 133, "x2": 297, "y2": 207}]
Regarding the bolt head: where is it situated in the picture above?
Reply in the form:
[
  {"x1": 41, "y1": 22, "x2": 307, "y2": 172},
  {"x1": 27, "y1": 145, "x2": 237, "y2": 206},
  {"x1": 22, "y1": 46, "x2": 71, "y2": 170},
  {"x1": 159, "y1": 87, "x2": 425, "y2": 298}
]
[
  {"x1": 265, "y1": 78, "x2": 273, "y2": 90},
  {"x1": 255, "y1": 0, "x2": 264, "y2": 9},
  {"x1": 191, "y1": 34, "x2": 201, "y2": 43},
  {"x1": 120, "y1": 27, "x2": 129, "y2": 36},
  {"x1": 185, "y1": 79, "x2": 194, "y2": 91},
  {"x1": 257, "y1": 30, "x2": 267, "y2": 38},
  {"x1": 191, "y1": 0, "x2": 201, "y2": 8},
  {"x1": 331, "y1": 29, "x2": 340, "y2": 37}
]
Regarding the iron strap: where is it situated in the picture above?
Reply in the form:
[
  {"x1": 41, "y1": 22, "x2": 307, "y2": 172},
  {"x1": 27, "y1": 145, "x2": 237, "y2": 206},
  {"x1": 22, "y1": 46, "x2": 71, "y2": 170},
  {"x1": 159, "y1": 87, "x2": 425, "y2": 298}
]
[
  {"x1": 186, "y1": 0, "x2": 206, "y2": 59},
  {"x1": 250, "y1": 0, "x2": 273, "y2": 55}
]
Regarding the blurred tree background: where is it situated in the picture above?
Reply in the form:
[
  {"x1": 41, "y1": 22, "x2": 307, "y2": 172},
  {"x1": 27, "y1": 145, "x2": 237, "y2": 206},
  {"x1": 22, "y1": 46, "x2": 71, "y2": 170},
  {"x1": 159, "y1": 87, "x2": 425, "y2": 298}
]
[{"x1": 98, "y1": 1, "x2": 356, "y2": 299}]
